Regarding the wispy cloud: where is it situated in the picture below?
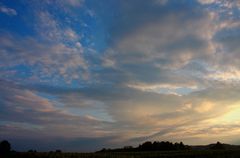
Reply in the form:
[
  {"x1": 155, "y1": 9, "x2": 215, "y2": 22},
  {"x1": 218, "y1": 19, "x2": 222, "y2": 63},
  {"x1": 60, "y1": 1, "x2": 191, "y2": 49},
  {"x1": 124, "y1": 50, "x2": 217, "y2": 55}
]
[
  {"x1": 0, "y1": 80, "x2": 111, "y2": 139},
  {"x1": 0, "y1": 4, "x2": 17, "y2": 16}
]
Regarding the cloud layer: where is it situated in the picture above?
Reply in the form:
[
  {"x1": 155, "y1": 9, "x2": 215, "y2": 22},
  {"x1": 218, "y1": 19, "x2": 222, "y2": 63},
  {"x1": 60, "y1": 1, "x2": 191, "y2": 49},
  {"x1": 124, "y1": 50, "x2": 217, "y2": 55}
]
[{"x1": 1, "y1": 0, "x2": 240, "y2": 151}]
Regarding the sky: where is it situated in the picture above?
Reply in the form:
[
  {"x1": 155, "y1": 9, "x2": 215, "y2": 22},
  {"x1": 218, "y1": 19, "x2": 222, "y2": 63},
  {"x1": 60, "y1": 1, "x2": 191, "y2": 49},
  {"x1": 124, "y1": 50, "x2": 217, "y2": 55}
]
[{"x1": 1, "y1": 0, "x2": 240, "y2": 152}]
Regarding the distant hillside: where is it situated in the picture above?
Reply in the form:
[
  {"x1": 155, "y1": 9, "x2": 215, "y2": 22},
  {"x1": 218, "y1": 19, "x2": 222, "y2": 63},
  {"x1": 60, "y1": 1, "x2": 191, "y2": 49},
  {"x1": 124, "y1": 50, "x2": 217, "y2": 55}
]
[
  {"x1": 191, "y1": 142, "x2": 240, "y2": 150},
  {"x1": 98, "y1": 141, "x2": 240, "y2": 152}
]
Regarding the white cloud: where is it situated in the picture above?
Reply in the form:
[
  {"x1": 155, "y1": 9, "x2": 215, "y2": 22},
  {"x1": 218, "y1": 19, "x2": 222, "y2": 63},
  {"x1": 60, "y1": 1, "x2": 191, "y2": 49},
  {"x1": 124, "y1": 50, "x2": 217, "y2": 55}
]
[
  {"x1": 65, "y1": 28, "x2": 79, "y2": 41},
  {"x1": 198, "y1": 0, "x2": 216, "y2": 4},
  {"x1": 0, "y1": 34, "x2": 87, "y2": 82},
  {"x1": 37, "y1": 11, "x2": 80, "y2": 43},
  {"x1": 0, "y1": 9, "x2": 88, "y2": 83},
  {"x1": 154, "y1": 0, "x2": 168, "y2": 5},
  {"x1": 65, "y1": 0, "x2": 84, "y2": 7},
  {"x1": 206, "y1": 67, "x2": 240, "y2": 82},
  {"x1": 44, "y1": 0, "x2": 85, "y2": 8},
  {"x1": 0, "y1": 5, "x2": 17, "y2": 16}
]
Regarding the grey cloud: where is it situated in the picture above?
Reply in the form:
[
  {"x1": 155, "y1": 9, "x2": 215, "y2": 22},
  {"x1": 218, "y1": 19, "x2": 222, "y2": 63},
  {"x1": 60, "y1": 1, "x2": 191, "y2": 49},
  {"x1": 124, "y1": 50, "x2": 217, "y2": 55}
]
[
  {"x1": 109, "y1": 0, "x2": 203, "y2": 44},
  {"x1": 129, "y1": 127, "x2": 176, "y2": 143},
  {"x1": 96, "y1": 0, "x2": 240, "y2": 90},
  {"x1": 100, "y1": 0, "x2": 215, "y2": 89},
  {"x1": 214, "y1": 26, "x2": 240, "y2": 70},
  {"x1": 0, "y1": 80, "x2": 111, "y2": 140},
  {"x1": 2, "y1": 76, "x2": 240, "y2": 148},
  {"x1": 25, "y1": 79, "x2": 240, "y2": 142},
  {"x1": 215, "y1": 27, "x2": 240, "y2": 54}
]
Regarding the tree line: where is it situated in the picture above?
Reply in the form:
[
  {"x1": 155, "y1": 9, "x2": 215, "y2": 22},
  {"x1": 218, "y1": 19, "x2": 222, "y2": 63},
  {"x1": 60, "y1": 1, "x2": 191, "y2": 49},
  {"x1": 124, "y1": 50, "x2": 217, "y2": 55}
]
[
  {"x1": 99, "y1": 141, "x2": 191, "y2": 152},
  {"x1": 0, "y1": 139, "x2": 226, "y2": 156}
]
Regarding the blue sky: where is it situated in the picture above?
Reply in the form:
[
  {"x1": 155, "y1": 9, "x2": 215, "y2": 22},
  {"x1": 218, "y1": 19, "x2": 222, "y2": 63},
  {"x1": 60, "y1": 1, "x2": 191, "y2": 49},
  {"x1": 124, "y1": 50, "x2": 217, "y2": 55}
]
[{"x1": 1, "y1": 0, "x2": 240, "y2": 152}]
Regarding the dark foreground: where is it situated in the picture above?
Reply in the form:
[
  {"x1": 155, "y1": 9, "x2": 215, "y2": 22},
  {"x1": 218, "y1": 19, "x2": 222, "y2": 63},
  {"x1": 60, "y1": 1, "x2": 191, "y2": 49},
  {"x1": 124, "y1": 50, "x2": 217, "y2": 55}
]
[{"x1": 4, "y1": 150, "x2": 240, "y2": 158}]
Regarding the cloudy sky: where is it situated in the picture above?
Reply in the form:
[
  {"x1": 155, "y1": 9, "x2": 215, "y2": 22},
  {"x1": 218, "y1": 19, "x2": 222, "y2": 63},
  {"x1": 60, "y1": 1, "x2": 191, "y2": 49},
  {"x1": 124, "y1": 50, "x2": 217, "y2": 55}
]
[{"x1": 1, "y1": 0, "x2": 240, "y2": 152}]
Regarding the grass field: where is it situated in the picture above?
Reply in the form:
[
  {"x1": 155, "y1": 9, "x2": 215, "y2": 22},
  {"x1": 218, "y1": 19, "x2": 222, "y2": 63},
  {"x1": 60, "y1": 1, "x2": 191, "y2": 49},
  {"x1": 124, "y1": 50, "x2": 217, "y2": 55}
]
[{"x1": 8, "y1": 150, "x2": 240, "y2": 158}]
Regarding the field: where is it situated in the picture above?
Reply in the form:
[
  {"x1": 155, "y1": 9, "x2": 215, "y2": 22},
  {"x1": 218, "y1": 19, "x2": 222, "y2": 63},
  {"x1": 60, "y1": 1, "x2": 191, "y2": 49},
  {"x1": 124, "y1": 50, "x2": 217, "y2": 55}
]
[{"x1": 8, "y1": 150, "x2": 240, "y2": 158}]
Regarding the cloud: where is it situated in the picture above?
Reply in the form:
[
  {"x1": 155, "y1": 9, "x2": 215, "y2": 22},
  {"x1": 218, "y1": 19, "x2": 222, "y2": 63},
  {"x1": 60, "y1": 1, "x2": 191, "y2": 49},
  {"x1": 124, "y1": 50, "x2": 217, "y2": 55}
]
[
  {"x1": 194, "y1": 101, "x2": 215, "y2": 113},
  {"x1": 197, "y1": 0, "x2": 239, "y2": 8},
  {"x1": 1, "y1": 9, "x2": 90, "y2": 83},
  {"x1": 1, "y1": 0, "x2": 240, "y2": 151},
  {"x1": 2, "y1": 75, "x2": 240, "y2": 150},
  {"x1": 36, "y1": 11, "x2": 81, "y2": 43},
  {"x1": 0, "y1": 33, "x2": 87, "y2": 82},
  {"x1": 67, "y1": 0, "x2": 85, "y2": 7},
  {"x1": 0, "y1": 3, "x2": 92, "y2": 82},
  {"x1": 98, "y1": 0, "x2": 240, "y2": 93},
  {"x1": 0, "y1": 5, "x2": 17, "y2": 16},
  {"x1": 51, "y1": 0, "x2": 85, "y2": 8},
  {"x1": 197, "y1": 0, "x2": 216, "y2": 4},
  {"x1": 24, "y1": 80, "x2": 240, "y2": 144},
  {"x1": 0, "y1": 2, "x2": 90, "y2": 83},
  {"x1": 0, "y1": 80, "x2": 112, "y2": 140},
  {"x1": 98, "y1": 0, "x2": 218, "y2": 95}
]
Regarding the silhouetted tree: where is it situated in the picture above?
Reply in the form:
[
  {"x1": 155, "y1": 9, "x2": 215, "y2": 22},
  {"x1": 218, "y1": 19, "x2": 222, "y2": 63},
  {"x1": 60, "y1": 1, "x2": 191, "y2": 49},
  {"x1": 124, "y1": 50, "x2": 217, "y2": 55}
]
[
  {"x1": 28, "y1": 149, "x2": 37, "y2": 153},
  {"x1": 99, "y1": 148, "x2": 106, "y2": 152},
  {"x1": 138, "y1": 141, "x2": 187, "y2": 151},
  {"x1": 55, "y1": 149, "x2": 62, "y2": 153},
  {"x1": 0, "y1": 140, "x2": 11, "y2": 155},
  {"x1": 98, "y1": 140, "x2": 189, "y2": 152},
  {"x1": 210, "y1": 142, "x2": 225, "y2": 150},
  {"x1": 179, "y1": 142, "x2": 185, "y2": 150},
  {"x1": 139, "y1": 141, "x2": 153, "y2": 151}
]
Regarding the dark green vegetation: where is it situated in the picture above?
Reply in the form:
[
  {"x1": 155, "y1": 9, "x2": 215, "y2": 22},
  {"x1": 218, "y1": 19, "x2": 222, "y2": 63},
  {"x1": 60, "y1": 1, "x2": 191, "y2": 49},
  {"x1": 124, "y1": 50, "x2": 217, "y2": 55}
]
[{"x1": 2, "y1": 140, "x2": 240, "y2": 158}]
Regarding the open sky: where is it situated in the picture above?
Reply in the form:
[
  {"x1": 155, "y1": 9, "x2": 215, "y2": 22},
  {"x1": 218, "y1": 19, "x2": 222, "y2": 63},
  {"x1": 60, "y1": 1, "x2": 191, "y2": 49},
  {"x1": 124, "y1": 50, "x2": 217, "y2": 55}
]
[{"x1": 1, "y1": 0, "x2": 240, "y2": 152}]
